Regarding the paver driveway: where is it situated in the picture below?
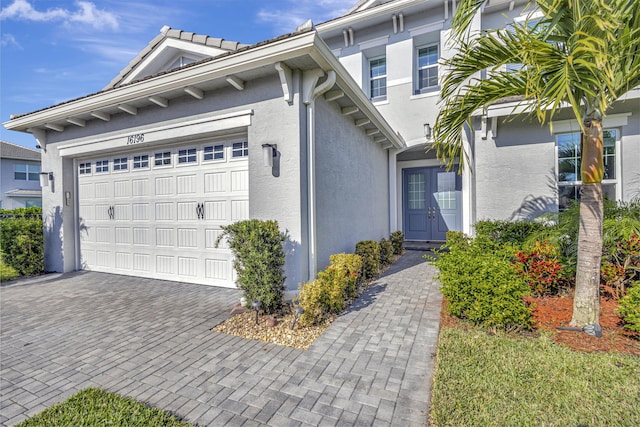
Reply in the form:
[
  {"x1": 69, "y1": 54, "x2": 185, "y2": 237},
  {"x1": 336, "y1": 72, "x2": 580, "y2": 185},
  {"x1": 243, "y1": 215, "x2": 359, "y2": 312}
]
[{"x1": 0, "y1": 251, "x2": 441, "y2": 426}]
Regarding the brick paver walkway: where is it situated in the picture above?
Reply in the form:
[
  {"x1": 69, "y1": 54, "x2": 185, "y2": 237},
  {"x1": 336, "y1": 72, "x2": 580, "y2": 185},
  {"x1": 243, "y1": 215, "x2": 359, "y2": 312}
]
[{"x1": 0, "y1": 251, "x2": 441, "y2": 426}]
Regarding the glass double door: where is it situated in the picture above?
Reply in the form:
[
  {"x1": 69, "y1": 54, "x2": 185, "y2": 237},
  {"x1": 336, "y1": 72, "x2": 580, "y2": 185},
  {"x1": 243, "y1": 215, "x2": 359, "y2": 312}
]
[{"x1": 403, "y1": 166, "x2": 461, "y2": 241}]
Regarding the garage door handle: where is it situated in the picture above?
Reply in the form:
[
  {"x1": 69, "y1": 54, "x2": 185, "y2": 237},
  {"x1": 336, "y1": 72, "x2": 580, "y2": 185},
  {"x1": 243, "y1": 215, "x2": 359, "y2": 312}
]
[
  {"x1": 108, "y1": 206, "x2": 115, "y2": 220},
  {"x1": 196, "y1": 203, "x2": 205, "y2": 220}
]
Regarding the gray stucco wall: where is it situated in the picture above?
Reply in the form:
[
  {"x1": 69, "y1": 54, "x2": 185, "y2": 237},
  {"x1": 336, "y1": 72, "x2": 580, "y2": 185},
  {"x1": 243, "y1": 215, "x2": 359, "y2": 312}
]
[
  {"x1": 39, "y1": 74, "x2": 308, "y2": 286},
  {"x1": 473, "y1": 117, "x2": 557, "y2": 222},
  {"x1": 618, "y1": 103, "x2": 640, "y2": 201},
  {"x1": 313, "y1": 96, "x2": 390, "y2": 269}
]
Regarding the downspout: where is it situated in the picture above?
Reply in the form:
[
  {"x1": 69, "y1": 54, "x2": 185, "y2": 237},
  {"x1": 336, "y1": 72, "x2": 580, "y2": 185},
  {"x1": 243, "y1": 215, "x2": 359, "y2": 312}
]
[{"x1": 302, "y1": 69, "x2": 336, "y2": 281}]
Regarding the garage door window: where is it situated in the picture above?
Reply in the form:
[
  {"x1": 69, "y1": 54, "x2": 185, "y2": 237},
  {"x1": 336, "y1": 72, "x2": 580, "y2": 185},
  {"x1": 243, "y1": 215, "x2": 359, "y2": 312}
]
[
  {"x1": 204, "y1": 145, "x2": 224, "y2": 161},
  {"x1": 178, "y1": 148, "x2": 197, "y2": 164},
  {"x1": 133, "y1": 155, "x2": 149, "y2": 169},
  {"x1": 95, "y1": 160, "x2": 109, "y2": 173},
  {"x1": 113, "y1": 157, "x2": 128, "y2": 171},
  {"x1": 232, "y1": 142, "x2": 248, "y2": 158},
  {"x1": 154, "y1": 151, "x2": 172, "y2": 167},
  {"x1": 79, "y1": 162, "x2": 91, "y2": 175}
]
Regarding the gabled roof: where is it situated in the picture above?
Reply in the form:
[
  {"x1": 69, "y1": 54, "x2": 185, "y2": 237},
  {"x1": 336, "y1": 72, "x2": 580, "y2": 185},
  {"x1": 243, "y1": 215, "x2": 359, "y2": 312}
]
[
  {"x1": 0, "y1": 141, "x2": 40, "y2": 161},
  {"x1": 105, "y1": 26, "x2": 251, "y2": 90},
  {"x1": 346, "y1": 0, "x2": 395, "y2": 15}
]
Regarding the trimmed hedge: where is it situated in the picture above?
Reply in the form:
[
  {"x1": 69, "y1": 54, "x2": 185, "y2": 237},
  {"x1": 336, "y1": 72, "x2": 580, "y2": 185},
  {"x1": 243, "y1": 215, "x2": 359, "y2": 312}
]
[
  {"x1": 379, "y1": 238, "x2": 394, "y2": 267},
  {"x1": 355, "y1": 240, "x2": 380, "y2": 280},
  {"x1": 0, "y1": 208, "x2": 44, "y2": 277},
  {"x1": 217, "y1": 219, "x2": 286, "y2": 314},
  {"x1": 390, "y1": 230, "x2": 404, "y2": 255}
]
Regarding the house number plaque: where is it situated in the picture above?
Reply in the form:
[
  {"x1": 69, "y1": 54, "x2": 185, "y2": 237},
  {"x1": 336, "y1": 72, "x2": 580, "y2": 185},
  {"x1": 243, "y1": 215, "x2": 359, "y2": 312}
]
[{"x1": 126, "y1": 133, "x2": 145, "y2": 145}]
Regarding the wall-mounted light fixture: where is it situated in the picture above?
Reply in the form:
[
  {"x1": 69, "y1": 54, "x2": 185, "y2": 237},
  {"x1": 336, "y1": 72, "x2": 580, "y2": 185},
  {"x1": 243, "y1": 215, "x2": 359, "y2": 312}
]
[
  {"x1": 262, "y1": 144, "x2": 277, "y2": 168},
  {"x1": 424, "y1": 122, "x2": 433, "y2": 142},
  {"x1": 39, "y1": 172, "x2": 53, "y2": 187}
]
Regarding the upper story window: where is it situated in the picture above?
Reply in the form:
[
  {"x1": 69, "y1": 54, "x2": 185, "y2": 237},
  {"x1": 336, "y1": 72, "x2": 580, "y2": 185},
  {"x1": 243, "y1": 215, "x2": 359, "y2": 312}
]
[
  {"x1": 232, "y1": 142, "x2": 248, "y2": 158},
  {"x1": 369, "y1": 57, "x2": 387, "y2": 101},
  {"x1": 416, "y1": 44, "x2": 439, "y2": 93},
  {"x1": 154, "y1": 151, "x2": 172, "y2": 167},
  {"x1": 133, "y1": 155, "x2": 149, "y2": 169},
  {"x1": 557, "y1": 129, "x2": 617, "y2": 210},
  {"x1": 113, "y1": 157, "x2": 128, "y2": 171},
  {"x1": 204, "y1": 144, "x2": 224, "y2": 161},
  {"x1": 14, "y1": 164, "x2": 40, "y2": 181},
  {"x1": 178, "y1": 148, "x2": 197, "y2": 164},
  {"x1": 79, "y1": 162, "x2": 91, "y2": 175},
  {"x1": 95, "y1": 160, "x2": 109, "y2": 173}
]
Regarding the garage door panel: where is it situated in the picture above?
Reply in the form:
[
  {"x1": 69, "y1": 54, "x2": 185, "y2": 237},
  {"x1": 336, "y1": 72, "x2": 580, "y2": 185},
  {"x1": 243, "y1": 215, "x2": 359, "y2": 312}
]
[
  {"x1": 78, "y1": 144, "x2": 247, "y2": 288},
  {"x1": 155, "y1": 176, "x2": 174, "y2": 196}
]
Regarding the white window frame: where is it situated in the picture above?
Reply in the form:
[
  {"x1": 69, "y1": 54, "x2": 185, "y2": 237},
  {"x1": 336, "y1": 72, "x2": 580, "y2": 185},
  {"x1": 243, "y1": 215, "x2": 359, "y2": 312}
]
[
  {"x1": 416, "y1": 43, "x2": 439, "y2": 94},
  {"x1": 95, "y1": 160, "x2": 109, "y2": 173},
  {"x1": 177, "y1": 147, "x2": 197, "y2": 165},
  {"x1": 14, "y1": 164, "x2": 40, "y2": 181},
  {"x1": 368, "y1": 56, "x2": 387, "y2": 101},
  {"x1": 113, "y1": 157, "x2": 128, "y2": 172},
  {"x1": 203, "y1": 144, "x2": 225, "y2": 162},
  {"x1": 79, "y1": 162, "x2": 92, "y2": 175},
  {"x1": 154, "y1": 151, "x2": 172, "y2": 168},
  {"x1": 133, "y1": 154, "x2": 149, "y2": 170},
  {"x1": 232, "y1": 142, "x2": 248, "y2": 159},
  {"x1": 556, "y1": 128, "x2": 620, "y2": 209}
]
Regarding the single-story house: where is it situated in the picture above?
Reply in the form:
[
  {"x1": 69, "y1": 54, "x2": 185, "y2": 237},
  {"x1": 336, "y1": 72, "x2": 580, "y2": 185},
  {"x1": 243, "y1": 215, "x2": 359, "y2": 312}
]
[{"x1": 0, "y1": 140, "x2": 42, "y2": 209}]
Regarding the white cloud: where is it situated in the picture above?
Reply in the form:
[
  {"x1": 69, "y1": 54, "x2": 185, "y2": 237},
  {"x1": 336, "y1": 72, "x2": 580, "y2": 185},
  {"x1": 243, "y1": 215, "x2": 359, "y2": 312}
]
[
  {"x1": 0, "y1": 0, "x2": 119, "y2": 30},
  {"x1": 1, "y1": 33, "x2": 21, "y2": 48},
  {"x1": 257, "y1": 0, "x2": 350, "y2": 34}
]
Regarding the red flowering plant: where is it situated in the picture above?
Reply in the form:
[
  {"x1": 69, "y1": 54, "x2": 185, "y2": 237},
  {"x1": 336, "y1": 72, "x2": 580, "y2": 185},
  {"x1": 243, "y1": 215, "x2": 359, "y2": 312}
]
[
  {"x1": 601, "y1": 233, "x2": 640, "y2": 299},
  {"x1": 513, "y1": 241, "x2": 563, "y2": 296}
]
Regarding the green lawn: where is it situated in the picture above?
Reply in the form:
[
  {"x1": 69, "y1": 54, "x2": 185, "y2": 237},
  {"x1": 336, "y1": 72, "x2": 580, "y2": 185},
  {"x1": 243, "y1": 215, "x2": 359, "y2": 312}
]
[
  {"x1": 17, "y1": 388, "x2": 193, "y2": 427},
  {"x1": 430, "y1": 327, "x2": 640, "y2": 426}
]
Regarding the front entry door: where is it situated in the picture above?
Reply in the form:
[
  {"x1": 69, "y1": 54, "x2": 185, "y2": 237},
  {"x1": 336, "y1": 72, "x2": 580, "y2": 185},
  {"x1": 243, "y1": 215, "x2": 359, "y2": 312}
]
[{"x1": 403, "y1": 167, "x2": 461, "y2": 241}]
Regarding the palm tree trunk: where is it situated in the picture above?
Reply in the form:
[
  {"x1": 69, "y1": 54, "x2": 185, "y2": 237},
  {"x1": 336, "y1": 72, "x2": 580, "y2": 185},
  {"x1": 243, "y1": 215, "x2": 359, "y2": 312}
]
[{"x1": 570, "y1": 119, "x2": 603, "y2": 327}]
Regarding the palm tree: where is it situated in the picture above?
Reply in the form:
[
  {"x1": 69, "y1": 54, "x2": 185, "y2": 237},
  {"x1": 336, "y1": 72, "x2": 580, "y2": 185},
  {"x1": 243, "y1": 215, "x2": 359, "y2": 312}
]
[{"x1": 434, "y1": 0, "x2": 640, "y2": 327}]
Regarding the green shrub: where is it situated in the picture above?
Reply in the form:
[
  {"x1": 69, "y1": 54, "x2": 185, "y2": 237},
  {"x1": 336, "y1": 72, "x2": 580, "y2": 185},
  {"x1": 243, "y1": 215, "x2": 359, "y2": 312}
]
[
  {"x1": 296, "y1": 264, "x2": 358, "y2": 326},
  {"x1": 329, "y1": 253, "x2": 362, "y2": 297},
  {"x1": 217, "y1": 219, "x2": 286, "y2": 314},
  {"x1": 390, "y1": 230, "x2": 404, "y2": 255},
  {"x1": 355, "y1": 240, "x2": 380, "y2": 280},
  {"x1": 0, "y1": 208, "x2": 44, "y2": 277},
  {"x1": 475, "y1": 219, "x2": 546, "y2": 246},
  {"x1": 379, "y1": 238, "x2": 394, "y2": 267},
  {"x1": 435, "y1": 231, "x2": 532, "y2": 330},
  {"x1": 618, "y1": 281, "x2": 640, "y2": 333}
]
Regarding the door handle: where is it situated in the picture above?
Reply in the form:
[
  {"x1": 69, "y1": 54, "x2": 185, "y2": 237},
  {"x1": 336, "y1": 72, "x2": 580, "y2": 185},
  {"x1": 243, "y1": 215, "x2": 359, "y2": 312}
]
[
  {"x1": 196, "y1": 203, "x2": 205, "y2": 220},
  {"x1": 108, "y1": 206, "x2": 114, "y2": 220}
]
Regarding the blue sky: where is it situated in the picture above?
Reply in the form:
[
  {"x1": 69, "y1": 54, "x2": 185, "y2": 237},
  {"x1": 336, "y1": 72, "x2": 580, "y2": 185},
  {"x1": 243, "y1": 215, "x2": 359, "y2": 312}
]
[{"x1": 1, "y1": 0, "x2": 350, "y2": 148}]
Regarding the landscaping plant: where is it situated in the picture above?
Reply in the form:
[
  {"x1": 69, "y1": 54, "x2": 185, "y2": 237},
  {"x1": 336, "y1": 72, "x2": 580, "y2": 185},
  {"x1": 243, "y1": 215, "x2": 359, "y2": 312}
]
[
  {"x1": 0, "y1": 207, "x2": 44, "y2": 277},
  {"x1": 434, "y1": 231, "x2": 532, "y2": 331},
  {"x1": 379, "y1": 237, "x2": 394, "y2": 267},
  {"x1": 217, "y1": 219, "x2": 286, "y2": 314},
  {"x1": 513, "y1": 241, "x2": 564, "y2": 297},
  {"x1": 390, "y1": 230, "x2": 404, "y2": 255},
  {"x1": 618, "y1": 281, "x2": 640, "y2": 333},
  {"x1": 355, "y1": 240, "x2": 380, "y2": 280}
]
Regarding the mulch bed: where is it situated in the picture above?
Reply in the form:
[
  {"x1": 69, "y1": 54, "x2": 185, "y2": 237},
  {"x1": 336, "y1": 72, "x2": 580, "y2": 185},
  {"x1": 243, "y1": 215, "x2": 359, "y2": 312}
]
[{"x1": 441, "y1": 295, "x2": 640, "y2": 356}]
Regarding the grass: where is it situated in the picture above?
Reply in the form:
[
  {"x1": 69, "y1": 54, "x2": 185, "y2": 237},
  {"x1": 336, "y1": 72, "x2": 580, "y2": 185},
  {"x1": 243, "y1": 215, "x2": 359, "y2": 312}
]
[
  {"x1": 430, "y1": 327, "x2": 640, "y2": 426},
  {"x1": 16, "y1": 388, "x2": 194, "y2": 427}
]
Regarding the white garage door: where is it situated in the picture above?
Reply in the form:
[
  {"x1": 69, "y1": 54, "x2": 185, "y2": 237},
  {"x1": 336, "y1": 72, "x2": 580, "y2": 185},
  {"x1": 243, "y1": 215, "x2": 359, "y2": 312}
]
[{"x1": 77, "y1": 140, "x2": 249, "y2": 287}]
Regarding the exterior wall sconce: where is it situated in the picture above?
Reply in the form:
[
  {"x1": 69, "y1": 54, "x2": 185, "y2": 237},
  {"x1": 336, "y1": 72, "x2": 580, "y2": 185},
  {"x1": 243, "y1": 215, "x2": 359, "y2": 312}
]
[
  {"x1": 424, "y1": 122, "x2": 433, "y2": 141},
  {"x1": 262, "y1": 144, "x2": 277, "y2": 168},
  {"x1": 39, "y1": 172, "x2": 53, "y2": 187}
]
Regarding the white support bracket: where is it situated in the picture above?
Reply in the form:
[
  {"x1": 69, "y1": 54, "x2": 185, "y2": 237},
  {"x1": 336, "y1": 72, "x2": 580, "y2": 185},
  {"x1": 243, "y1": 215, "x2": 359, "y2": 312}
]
[
  {"x1": 226, "y1": 75, "x2": 245, "y2": 91},
  {"x1": 491, "y1": 117, "x2": 498, "y2": 138},
  {"x1": 481, "y1": 115, "x2": 488, "y2": 140},
  {"x1": 28, "y1": 127, "x2": 47, "y2": 152},
  {"x1": 275, "y1": 62, "x2": 293, "y2": 104}
]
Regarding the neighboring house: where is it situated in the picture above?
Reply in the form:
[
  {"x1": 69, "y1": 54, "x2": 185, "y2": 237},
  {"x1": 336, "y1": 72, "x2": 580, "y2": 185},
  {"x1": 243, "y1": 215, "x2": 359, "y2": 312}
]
[
  {"x1": 3, "y1": 0, "x2": 639, "y2": 293},
  {"x1": 0, "y1": 141, "x2": 42, "y2": 209}
]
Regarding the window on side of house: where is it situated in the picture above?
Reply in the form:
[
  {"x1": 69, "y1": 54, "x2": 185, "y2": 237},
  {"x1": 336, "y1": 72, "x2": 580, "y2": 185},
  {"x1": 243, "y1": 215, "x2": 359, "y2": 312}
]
[
  {"x1": 369, "y1": 56, "x2": 387, "y2": 101},
  {"x1": 204, "y1": 144, "x2": 224, "y2": 161},
  {"x1": 14, "y1": 164, "x2": 40, "y2": 181},
  {"x1": 557, "y1": 129, "x2": 617, "y2": 210},
  {"x1": 416, "y1": 44, "x2": 439, "y2": 93},
  {"x1": 178, "y1": 148, "x2": 197, "y2": 164},
  {"x1": 133, "y1": 155, "x2": 149, "y2": 169},
  {"x1": 232, "y1": 142, "x2": 248, "y2": 158}
]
